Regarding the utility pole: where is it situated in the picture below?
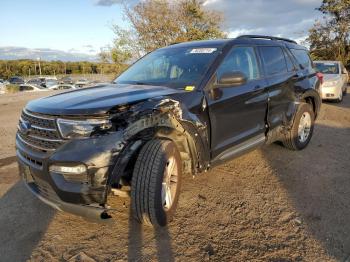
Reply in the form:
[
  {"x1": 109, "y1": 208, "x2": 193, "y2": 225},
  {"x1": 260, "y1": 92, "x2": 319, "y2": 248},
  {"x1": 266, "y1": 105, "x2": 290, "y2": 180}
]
[{"x1": 37, "y1": 57, "x2": 42, "y2": 76}]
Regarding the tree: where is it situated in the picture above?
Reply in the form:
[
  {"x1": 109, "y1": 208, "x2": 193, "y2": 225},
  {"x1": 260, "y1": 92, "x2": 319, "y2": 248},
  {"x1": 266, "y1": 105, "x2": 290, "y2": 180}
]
[
  {"x1": 106, "y1": 0, "x2": 225, "y2": 61},
  {"x1": 307, "y1": 0, "x2": 350, "y2": 65}
]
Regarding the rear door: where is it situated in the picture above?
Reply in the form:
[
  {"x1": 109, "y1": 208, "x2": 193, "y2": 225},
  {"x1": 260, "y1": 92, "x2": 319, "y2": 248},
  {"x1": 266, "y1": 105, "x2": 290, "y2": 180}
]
[
  {"x1": 258, "y1": 46, "x2": 301, "y2": 129},
  {"x1": 206, "y1": 46, "x2": 268, "y2": 158}
]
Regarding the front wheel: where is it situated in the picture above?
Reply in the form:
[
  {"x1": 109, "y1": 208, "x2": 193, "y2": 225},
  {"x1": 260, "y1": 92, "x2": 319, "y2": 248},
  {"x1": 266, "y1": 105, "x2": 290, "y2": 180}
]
[
  {"x1": 283, "y1": 103, "x2": 315, "y2": 151},
  {"x1": 336, "y1": 90, "x2": 343, "y2": 103},
  {"x1": 131, "y1": 139, "x2": 182, "y2": 227}
]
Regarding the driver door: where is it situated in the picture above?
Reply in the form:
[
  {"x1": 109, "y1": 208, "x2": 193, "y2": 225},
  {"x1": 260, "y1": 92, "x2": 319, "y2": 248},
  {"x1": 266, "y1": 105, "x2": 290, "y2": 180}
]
[{"x1": 206, "y1": 46, "x2": 268, "y2": 159}]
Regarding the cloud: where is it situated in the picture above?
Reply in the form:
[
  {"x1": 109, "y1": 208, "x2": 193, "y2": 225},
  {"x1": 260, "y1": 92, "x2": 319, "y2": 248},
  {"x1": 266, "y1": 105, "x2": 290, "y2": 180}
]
[
  {"x1": 94, "y1": 0, "x2": 322, "y2": 43},
  {"x1": 94, "y1": 0, "x2": 123, "y2": 6},
  {"x1": 0, "y1": 47, "x2": 98, "y2": 62},
  {"x1": 204, "y1": 0, "x2": 323, "y2": 41}
]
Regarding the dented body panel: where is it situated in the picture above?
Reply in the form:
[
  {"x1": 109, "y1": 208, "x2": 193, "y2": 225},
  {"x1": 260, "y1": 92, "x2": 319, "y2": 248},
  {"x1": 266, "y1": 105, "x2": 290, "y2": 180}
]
[{"x1": 16, "y1": 37, "x2": 321, "y2": 222}]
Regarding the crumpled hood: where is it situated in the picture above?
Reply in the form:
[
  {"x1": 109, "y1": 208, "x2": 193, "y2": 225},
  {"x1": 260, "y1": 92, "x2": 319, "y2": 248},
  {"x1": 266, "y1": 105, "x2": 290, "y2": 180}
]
[{"x1": 26, "y1": 83, "x2": 182, "y2": 115}]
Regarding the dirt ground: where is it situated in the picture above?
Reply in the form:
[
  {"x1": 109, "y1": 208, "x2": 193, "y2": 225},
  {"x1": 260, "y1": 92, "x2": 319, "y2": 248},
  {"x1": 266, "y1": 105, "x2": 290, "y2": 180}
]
[{"x1": 0, "y1": 89, "x2": 349, "y2": 262}]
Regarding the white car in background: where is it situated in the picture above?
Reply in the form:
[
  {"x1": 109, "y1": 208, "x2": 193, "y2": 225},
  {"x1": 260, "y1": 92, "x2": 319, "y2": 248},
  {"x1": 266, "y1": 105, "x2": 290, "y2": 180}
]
[
  {"x1": 314, "y1": 60, "x2": 349, "y2": 102},
  {"x1": 19, "y1": 83, "x2": 49, "y2": 92}
]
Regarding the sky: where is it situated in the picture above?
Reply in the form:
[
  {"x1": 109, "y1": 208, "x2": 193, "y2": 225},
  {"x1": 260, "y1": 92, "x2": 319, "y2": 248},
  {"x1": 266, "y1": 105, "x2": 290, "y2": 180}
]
[{"x1": 0, "y1": 0, "x2": 323, "y2": 59}]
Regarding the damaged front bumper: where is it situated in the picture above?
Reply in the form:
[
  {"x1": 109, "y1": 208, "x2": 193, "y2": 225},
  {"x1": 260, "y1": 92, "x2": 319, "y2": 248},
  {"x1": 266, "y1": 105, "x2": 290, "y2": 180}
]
[{"x1": 16, "y1": 131, "x2": 126, "y2": 223}]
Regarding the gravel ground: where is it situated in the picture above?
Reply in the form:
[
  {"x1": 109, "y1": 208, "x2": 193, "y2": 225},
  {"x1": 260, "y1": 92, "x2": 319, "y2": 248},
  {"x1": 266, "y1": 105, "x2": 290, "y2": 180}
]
[{"x1": 0, "y1": 89, "x2": 349, "y2": 261}]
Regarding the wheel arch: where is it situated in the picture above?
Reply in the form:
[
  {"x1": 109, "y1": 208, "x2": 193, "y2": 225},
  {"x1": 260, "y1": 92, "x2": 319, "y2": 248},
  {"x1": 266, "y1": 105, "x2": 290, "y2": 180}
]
[{"x1": 300, "y1": 89, "x2": 321, "y2": 119}]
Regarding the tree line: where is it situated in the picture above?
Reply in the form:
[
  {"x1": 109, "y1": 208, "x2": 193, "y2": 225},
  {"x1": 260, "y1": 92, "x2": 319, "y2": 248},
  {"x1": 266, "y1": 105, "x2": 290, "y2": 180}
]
[
  {"x1": 307, "y1": 0, "x2": 350, "y2": 66},
  {"x1": 0, "y1": 60, "x2": 127, "y2": 79},
  {"x1": 103, "y1": 0, "x2": 349, "y2": 68},
  {"x1": 2, "y1": 0, "x2": 349, "y2": 80}
]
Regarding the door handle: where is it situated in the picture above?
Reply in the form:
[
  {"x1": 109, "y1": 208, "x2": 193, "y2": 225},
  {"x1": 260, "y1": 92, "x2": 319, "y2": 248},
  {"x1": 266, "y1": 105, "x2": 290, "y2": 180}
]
[{"x1": 254, "y1": 85, "x2": 261, "y2": 90}]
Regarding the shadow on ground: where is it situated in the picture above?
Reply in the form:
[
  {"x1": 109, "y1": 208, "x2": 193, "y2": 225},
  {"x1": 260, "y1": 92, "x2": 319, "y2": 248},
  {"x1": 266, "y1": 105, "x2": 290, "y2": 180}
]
[
  {"x1": 262, "y1": 122, "x2": 350, "y2": 260},
  {"x1": 127, "y1": 208, "x2": 174, "y2": 261},
  {"x1": 0, "y1": 181, "x2": 55, "y2": 261}
]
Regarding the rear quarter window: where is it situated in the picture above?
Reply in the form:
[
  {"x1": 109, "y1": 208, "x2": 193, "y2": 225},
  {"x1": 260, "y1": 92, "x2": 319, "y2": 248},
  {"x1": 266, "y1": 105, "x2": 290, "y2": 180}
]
[
  {"x1": 290, "y1": 49, "x2": 313, "y2": 70},
  {"x1": 259, "y1": 46, "x2": 288, "y2": 76}
]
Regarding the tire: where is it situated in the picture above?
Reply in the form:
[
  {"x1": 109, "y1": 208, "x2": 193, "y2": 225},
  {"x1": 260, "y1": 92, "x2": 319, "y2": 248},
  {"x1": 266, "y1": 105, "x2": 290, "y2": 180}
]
[
  {"x1": 131, "y1": 139, "x2": 182, "y2": 227},
  {"x1": 283, "y1": 103, "x2": 315, "y2": 151},
  {"x1": 336, "y1": 90, "x2": 343, "y2": 103},
  {"x1": 342, "y1": 87, "x2": 347, "y2": 96}
]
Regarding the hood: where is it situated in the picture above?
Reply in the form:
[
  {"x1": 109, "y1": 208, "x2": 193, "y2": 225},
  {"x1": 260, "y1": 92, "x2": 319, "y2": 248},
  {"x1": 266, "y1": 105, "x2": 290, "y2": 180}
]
[
  {"x1": 26, "y1": 83, "x2": 182, "y2": 115},
  {"x1": 323, "y1": 74, "x2": 340, "y2": 82}
]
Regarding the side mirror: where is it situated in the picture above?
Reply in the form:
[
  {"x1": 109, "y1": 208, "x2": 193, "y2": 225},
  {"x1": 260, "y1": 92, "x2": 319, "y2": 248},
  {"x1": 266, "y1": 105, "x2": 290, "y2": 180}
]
[{"x1": 217, "y1": 71, "x2": 247, "y2": 87}]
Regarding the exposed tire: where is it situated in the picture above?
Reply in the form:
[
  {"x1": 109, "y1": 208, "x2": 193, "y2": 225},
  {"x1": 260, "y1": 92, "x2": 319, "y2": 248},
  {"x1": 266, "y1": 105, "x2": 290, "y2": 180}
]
[
  {"x1": 131, "y1": 139, "x2": 182, "y2": 227},
  {"x1": 283, "y1": 103, "x2": 315, "y2": 151}
]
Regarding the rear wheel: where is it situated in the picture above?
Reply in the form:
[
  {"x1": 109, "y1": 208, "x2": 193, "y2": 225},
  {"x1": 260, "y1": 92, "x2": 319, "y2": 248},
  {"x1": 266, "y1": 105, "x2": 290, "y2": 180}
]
[
  {"x1": 283, "y1": 103, "x2": 315, "y2": 151},
  {"x1": 131, "y1": 139, "x2": 182, "y2": 226}
]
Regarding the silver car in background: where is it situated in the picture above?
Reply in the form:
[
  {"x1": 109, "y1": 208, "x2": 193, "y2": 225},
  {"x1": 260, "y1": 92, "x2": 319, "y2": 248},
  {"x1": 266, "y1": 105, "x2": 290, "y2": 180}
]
[{"x1": 314, "y1": 60, "x2": 349, "y2": 102}]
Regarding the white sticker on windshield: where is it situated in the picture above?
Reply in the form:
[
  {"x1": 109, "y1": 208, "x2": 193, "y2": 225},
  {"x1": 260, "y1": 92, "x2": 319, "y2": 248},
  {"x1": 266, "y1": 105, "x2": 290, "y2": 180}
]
[
  {"x1": 324, "y1": 63, "x2": 336, "y2": 66},
  {"x1": 190, "y1": 48, "x2": 217, "y2": 54}
]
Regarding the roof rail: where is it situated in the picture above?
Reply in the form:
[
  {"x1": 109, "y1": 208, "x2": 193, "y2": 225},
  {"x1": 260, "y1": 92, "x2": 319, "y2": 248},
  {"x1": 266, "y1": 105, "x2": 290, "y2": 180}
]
[{"x1": 237, "y1": 35, "x2": 297, "y2": 44}]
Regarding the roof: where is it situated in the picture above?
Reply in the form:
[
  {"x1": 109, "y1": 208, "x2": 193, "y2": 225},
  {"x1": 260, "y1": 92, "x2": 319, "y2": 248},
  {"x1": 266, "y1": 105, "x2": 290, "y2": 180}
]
[
  {"x1": 314, "y1": 60, "x2": 341, "y2": 64},
  {"x1": 165, "y1": 35, "x2": 305, "y2": 50}
]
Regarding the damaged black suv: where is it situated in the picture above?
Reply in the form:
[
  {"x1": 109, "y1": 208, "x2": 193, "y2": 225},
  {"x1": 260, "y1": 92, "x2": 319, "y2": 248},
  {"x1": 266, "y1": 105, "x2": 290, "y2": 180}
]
[{"x1": 16, "y1": 35, "x2": 321, "y2": 226}]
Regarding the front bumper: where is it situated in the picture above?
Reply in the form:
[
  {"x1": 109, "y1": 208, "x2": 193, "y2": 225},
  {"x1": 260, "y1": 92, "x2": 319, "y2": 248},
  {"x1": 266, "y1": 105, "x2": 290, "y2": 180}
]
[
  {"x1": 320, "y1": 84, "x2": 342, "y2": 100},
  {"x1": 16, "y1": 131, "x2": 125, "y2": 222}
]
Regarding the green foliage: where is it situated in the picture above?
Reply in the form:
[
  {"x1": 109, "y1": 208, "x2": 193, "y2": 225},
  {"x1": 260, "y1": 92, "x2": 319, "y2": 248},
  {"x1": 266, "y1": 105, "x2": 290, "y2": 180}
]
[
  {"x1": 105, "y1": 0, "x2": 226, "y2": 60},
  {"x1": 5, "y1": 84, "x2": 19, "y2": 93},
  {"x1": 0, "y1": 60, "x2": 125, "y2": 79},
  {"x1": 307, "y1": 0, "x2": 350, "y2": 66}
]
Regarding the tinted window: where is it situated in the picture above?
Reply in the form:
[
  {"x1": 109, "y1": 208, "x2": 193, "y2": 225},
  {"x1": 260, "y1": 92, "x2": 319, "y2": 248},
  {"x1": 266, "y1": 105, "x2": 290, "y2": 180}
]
[
  {"x1": 290, "y1": 49, "x2": 312, "y2": 70},
  {"x1": 217, "y1": 46, "x2": 259, "y2": 81},
  {"x1": 20, "y1": 85, "x2": 33, "y2": 91},
  {"x1": 259, "y1": 46, "x2": 288, "y2": 76},
  {"x1": 284, "y1": 51, "x2": 295, "y2": 72}
]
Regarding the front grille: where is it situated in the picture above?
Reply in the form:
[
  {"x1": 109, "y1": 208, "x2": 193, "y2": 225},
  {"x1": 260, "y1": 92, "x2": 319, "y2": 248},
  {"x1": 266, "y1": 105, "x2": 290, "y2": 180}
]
[
  {"x1": 17, "y1": 150, "x2": 43, "y2": 167},
  {"x1": 17, "y1": 109, "x2": 64, "y2": 152}
]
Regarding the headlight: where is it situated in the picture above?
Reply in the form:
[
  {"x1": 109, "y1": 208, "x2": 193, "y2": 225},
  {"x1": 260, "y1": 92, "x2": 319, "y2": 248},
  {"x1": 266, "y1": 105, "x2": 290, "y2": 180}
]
[
  {"x1": 57, "y1": 118, "x2": 112, "y2": 139},
  {"x1": 49, "y1": 164, "x2": 87, "y2": 174}
]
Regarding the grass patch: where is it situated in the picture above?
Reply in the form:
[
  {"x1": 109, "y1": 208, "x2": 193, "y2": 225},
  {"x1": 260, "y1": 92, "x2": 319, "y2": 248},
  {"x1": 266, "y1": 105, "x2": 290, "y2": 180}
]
[{"x1": 5, "y1": 84, "x2": 20, "y2": 93}]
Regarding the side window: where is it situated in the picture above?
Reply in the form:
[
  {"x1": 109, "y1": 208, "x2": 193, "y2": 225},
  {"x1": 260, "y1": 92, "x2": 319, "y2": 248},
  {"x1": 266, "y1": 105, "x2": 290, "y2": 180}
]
[
  {"x1": 259, "y1": 46, "x2": 288, "y2": 76},
  {"x1": 290, "y1": 49, "x2": 312, "y2": 70},
  {"x1": 217, "y1": 46, "x2": 259, "y2": 81},
  {"x1": 284, "y1": 50, "x2": 295, "y2": 72}
]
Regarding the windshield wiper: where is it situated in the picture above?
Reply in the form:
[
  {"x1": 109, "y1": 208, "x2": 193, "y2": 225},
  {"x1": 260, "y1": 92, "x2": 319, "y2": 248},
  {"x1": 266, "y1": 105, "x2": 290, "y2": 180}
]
[{"x1": 134, "y1": 82, "x2": 150, "y2": 85}]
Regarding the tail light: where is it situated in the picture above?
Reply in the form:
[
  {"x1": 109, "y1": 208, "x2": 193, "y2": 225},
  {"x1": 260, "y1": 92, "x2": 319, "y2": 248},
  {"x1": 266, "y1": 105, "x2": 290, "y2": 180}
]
[{"x1": 316, "y1": 72, "x2": 324, "y2": 85}]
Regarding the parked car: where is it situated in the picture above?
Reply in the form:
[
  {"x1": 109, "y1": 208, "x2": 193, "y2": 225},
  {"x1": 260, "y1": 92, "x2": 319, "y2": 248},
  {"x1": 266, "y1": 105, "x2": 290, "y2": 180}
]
[
  {"x1": 9, "y1": 76, "x2": 24, "y2": 85},
  {"x1": 314, "y1": 60, "x2": 348, "y2": 102},
  {"x1": 16, "y1": 35, "x2": 321, "y2": 226},
  {"x1": 75, "y1": 78, "x2": 90, "y2": 88},
  {"x1": 19, "y1": 83, "x2": 48, "y2": 92},
  {"x1": 59, "y1": 76, "x2": 73, "y2": 85},
  {"x1": 45, "y1": 79, "x2": 59, "y2": 89},
  {"x1": 25, "y1": 78, "x2": 44, "y2": 87}
]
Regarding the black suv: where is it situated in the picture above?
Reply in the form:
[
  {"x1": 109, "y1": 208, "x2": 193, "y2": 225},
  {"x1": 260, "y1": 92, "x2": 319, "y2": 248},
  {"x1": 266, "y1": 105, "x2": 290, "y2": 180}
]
[{"x1": 16, "y1": 35, "x2": 321, "y2": 226}]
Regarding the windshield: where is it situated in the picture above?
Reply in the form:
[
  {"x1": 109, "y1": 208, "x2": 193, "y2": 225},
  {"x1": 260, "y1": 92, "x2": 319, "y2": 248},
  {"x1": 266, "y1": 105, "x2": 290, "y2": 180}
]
[
  {"x1": 114, "y1": 46, "x2": 221, "y2": 89},
  {"x1": 46, "y1": 80, "x2": 58, "y2": 87},
  {"x1": 315, "y1": 63, "x2": 339, "y2": 74}
]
